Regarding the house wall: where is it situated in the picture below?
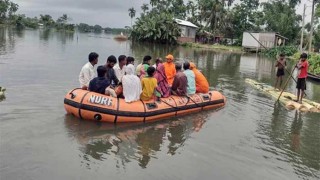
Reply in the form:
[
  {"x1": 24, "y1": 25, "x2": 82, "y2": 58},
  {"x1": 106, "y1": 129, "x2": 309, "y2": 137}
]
[
  {"x1": 259, "y1": 33, "x2": 276, "y2": 48},
  {"x1": 178, "y1": 37, "x2": 195, "y2": 43},
  {"x1": 242, "y1": 32, "x2": 260, "y2": 48},
  {"x1": 242, "y1": 32, "x2": 277, "y2": 50},
  {"x1": 178, "y1": 25, "x2": 196, "y2": 43}
]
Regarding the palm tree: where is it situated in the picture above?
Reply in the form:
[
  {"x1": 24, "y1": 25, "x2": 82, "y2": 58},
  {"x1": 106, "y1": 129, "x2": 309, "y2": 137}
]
[
  {"x1": 128, "y1": 7, "x2": 136, "y2": 27},
  {"x1": 141, "y1": 4, "x2": 149, "y2": 14}
]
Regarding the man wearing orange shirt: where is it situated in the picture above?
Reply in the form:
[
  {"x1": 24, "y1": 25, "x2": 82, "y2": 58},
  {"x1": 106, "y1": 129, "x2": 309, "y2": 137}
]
[
  {"x1": 163, "y1": 54, "x2": 176, "y2": 86},
  {"x1": 190, "y1": 62, "x2": 209, "y2": 93}
]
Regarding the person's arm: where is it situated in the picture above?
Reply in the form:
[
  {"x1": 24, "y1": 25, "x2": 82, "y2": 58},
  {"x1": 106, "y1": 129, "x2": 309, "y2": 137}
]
[
  {"x1": 79, "y1": 67, "x2": 90, "y2": 89},
  {"x1": 141, "y1": 79, "x2": 145, "y2": 90},
  {"x1": 111, "y1": 69, "x2": 119, "y2": 85},
  {"x1": 297, "y1": 61, "x2": 305, "y2": 69},
  {"x1": 171, "y1": 76, "x2": 177, "y2": 91},
  {"x1": 275, "y1": 60, "x2": 279, "y2": 67},
  {"x1": 88, "y1": 79, "x2": 93, "y2": 91}
]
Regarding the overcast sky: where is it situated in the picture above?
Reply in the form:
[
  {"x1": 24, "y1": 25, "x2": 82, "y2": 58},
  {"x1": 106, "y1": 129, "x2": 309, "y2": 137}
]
[{"x1": 12, "y1": 0, "x2": 312, "y2": 28}]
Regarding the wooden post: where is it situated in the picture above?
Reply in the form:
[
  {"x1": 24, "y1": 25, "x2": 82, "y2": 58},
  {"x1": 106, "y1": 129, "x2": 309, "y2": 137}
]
[
  {"x1": 308, "y1": 0, "x2": 315, "y2": 53},
  {"x1": 300, "y1": 4, "x2": 306, "y2": 53}
]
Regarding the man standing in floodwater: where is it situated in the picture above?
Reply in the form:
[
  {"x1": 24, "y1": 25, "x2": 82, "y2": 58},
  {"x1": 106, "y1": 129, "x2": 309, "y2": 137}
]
[
  {"x1": 274, "y1": 53, "x2": 286, "y2": 90},
  {"x1": 79, "y1": 52, "x2": 99, "y2": 90}
]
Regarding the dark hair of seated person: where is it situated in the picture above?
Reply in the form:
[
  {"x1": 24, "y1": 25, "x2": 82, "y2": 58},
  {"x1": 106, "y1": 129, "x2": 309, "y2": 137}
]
[
  {"x1": 147, "y1": 66, "x2": 155, "y2": 77},
  {"x1": 143, "y1": 55, "x2": 152, "y2": 64},
  {"x1": 183, "y1": 61, "x2": 190, "y2": 70},
  {"x1": 118, "y1": 55, "x2": 126, "y2": 62},
  {"x1": 126, "y1": 56, "x2": 135, "y2": 64},
  {"x1": 107, "y1": 55, "x2": 117, "y2": 64},
  {"x1": 175, "y1": 63, "x2": 182, "y2": 71},
  {"x1": 88, "y1": 52, "x2": 99, "y2": 62},
  {"x1": 97, "y1": 65, "x2": 107, "y2": 77}
]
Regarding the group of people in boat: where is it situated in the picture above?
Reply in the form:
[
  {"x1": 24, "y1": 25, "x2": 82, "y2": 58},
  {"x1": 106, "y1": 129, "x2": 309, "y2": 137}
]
[{"x1": 79, "y1": 52, "x2": 209, "y2": 103}]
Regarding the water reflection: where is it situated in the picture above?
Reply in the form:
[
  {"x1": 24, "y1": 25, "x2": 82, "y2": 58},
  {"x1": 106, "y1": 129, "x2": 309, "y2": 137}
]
[
  {"x1": 39, "y1": 29, "x2": 53, "y2": 41},
  {"x1": 39, "y1": 29, "x2": 74, "y2": 45},
  {"x1": 256, "y1": 102, "x2": 320, "y2": 178},
  {"x1": 64, "y1": 113, "x2": 208, "y2": 169},
  {"x1": 0, "y1": 27, "x2": 17, "y2": 55},
  {"x1": 290, "y1": 111, "x2": 303, "y2": 152},
  {"x1": 56, "y1": 31, "x2": 74, "y2": 45}
]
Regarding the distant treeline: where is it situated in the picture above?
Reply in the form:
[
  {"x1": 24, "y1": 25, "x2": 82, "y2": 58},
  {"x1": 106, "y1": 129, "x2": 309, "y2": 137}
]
[
  {"x1": 0, "y1": 0, "x2": 126, "y2": 33},
  {"x1": 77, "y1": 23, "x2": 127, "y2": 34}
]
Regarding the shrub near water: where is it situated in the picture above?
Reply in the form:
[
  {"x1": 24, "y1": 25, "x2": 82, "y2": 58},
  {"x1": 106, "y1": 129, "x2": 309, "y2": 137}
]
[
  {"x1": 308, "y1": 54, "x2": 320, "y2": 75},
  {"x1": 292, "y1": 52, "x2": 320, "y2": 75},
  {"x1": 264, "y1": 45, "x2": 298, "y2": 57}
]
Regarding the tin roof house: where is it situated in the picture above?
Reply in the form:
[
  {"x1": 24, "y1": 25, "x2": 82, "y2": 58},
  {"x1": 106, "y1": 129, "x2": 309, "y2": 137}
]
[{"x1": 174, "y1": 19, "x2": 198, "y2": 43}]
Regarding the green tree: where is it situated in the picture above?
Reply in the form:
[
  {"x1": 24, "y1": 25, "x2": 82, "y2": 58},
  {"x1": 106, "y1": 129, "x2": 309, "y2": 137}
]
[
  {"x1": 8, "y1": 1, "x2": 18, "y2": 19},
  {"x1": 223, "y1": 0, "x2": 260, "y2": 41},
  {"x1": 186, "y1": 1, "x2": 200, "y2": 26},
  {"x1": 198, "y1": 0, "x2": 235, "y2": 34},
  {"x1": 128, "y1": 7, "x2": 136, "y2": 26},
  {"x1": 77, "y1": 23, "x2": 91, "y2": 32},
  {"x1": 313, "y1": 3, "x2": 320, "y2": 51},
  {"x1": 39, "y1": 14, "x2": 55, "y2": 27},
  {"x1": 0, "y1": 0, "x2": 18, "y2": 23},
  {"x1": 131, "y1": 11, "x2": 181, "y2": 44},
  {"x1": 141, "y1": 4, "x2": 149, "y2": 14},
  {"x1": 261, "y1": 0, "x2": 301, "y2": 43},
  {"x1": 148, "y1": 0, "x2": 187, "y2": 19},
  {"x1": 93, "y1": 24, "x2": 102, "y2": 33}
]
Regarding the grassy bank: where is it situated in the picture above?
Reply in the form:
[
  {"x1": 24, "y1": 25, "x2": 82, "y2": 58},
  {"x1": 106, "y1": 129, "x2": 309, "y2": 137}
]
[{"x1": 180, "y1": 42, "x2": 243, "y2": 53}]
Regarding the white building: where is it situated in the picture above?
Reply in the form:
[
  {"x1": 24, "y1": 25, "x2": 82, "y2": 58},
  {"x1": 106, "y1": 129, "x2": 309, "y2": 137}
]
[{"x1": 242, "y1": 32, "x2": 288, "y2": 52}]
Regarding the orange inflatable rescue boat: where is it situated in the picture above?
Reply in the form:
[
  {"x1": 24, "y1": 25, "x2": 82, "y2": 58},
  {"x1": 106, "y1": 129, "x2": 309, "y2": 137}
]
[{"x1": 64, "y1": 88, "x2": 226, "y2": 123}]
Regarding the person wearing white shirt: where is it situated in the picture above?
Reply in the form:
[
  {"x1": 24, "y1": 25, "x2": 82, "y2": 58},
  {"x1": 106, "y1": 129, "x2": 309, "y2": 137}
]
[
  {"x1": 79, "y1": 52, "x2": 99, "y2": 90},
  {"x1": 113, "y1": 55, "x2": 127, "y2": 82}
]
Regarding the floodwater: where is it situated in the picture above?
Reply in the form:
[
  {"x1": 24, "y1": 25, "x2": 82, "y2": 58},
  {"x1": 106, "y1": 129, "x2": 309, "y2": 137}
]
[{"x1": 0, "y1": 27, "x2": 319, "y2": 180}]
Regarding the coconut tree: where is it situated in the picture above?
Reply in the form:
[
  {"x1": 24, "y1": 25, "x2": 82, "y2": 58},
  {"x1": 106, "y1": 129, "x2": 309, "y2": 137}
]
[
  {"x1": 128, "y1": 7, "x2": 136, "y2": 27},
  {"x1": 141, "y1": 4, "x2": 149, "y2": 14}
]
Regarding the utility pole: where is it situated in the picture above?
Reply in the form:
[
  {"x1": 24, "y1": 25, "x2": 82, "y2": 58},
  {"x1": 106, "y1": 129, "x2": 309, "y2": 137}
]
[
  {"x1": 308, "y1": 0, "x2": 315, "y2": 54},
  {"x1": 300, "y1": 4, "x2": 306, "y2": 53}
]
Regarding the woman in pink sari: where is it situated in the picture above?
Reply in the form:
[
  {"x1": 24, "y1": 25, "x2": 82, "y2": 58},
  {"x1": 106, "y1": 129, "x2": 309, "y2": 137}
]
[{"x1": 154, "y1": 63, "x2": 171, "y2": 98}]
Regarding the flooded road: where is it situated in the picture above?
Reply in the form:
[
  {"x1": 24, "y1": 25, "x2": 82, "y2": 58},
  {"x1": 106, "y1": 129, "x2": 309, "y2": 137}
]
[{"x1": 0, "y1": 27, "x2": 319, "y2": 180}]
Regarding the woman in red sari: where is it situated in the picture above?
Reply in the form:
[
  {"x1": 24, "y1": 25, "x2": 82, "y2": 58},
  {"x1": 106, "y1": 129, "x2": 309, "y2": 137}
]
[{"x1": 154, "y1": 63, "x2": 171, "y2": 98}]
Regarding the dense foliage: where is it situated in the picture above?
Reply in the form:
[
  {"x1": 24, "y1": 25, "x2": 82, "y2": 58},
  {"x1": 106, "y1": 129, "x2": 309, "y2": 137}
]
[
  {"x1": 131, "y1": 0, "x2": 310, "y2": 46},
  {"x1": 261, "y1": 0, "x2": 301, "y2": 43},
  {"x1": 264, "y1": 46, "x2": 298, "y2": 57},
  {"x1": 131, "y1": 12, "x2": 180, "y2": 44},
  {"x1": 308, "y1": 53, "x2": 320, "y2": 75},
  {"x1": 0, "y1": 0, "x2": 18, "y2": 24},
  {"x1": 292, "y1": 52, "x2": 320, "y2": 75}
]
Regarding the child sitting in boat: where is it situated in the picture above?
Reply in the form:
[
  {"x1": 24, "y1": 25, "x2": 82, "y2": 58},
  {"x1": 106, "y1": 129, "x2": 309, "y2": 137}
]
[
  {"x1": 139, "y1": 55, "x2": 152, "y2": 79},
  {"x1": 140, "y1": 66, "x2": 158, "y2": 101}
]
